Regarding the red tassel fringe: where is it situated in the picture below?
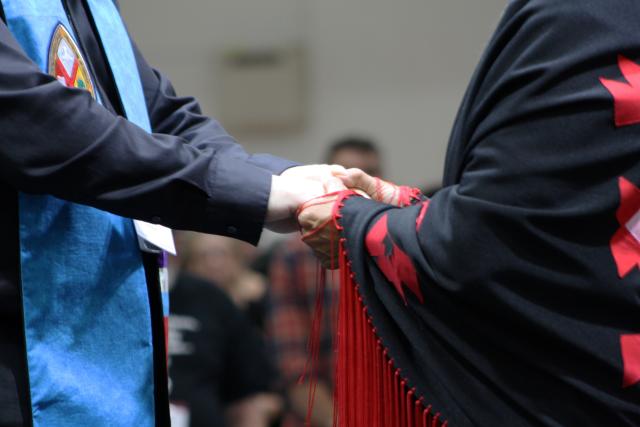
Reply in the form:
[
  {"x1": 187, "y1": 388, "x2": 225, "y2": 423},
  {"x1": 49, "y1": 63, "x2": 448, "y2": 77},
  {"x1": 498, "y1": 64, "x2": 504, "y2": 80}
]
[
  {"x1": 298, "y1": 190, "x2": 447, "y2": 426},
  {"x1": 333, "y1": 195, "x2": 448, "y2": 427}
]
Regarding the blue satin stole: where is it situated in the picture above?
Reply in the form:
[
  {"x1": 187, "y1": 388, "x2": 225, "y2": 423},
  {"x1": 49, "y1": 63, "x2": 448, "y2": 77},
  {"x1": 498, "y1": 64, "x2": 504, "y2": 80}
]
[{"x1": 1, "y1": 0, "x2": 156, "y2": 425}]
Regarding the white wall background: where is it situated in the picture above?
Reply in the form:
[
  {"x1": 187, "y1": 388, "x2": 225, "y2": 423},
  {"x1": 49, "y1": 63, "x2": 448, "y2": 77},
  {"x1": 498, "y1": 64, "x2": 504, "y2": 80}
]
[{"x1": 120, "y1": 0, "x2": 507, "y2": 187}]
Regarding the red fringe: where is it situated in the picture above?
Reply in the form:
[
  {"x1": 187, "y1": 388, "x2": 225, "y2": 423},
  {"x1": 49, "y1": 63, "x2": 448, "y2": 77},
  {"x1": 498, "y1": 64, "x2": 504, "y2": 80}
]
[
  {"x1": 299, "y1": 190, "x2": 446, "y2": 426},
  {"x1": 333, "y1": 195, "x2": 448, "y2": 427}
]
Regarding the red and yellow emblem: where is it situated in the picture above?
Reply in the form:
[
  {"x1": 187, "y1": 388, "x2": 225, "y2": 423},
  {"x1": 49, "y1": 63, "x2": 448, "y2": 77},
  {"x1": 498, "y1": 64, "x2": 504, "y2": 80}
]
[{"x1": 48, "y1": 24, "x2": 96, "y2": 99}]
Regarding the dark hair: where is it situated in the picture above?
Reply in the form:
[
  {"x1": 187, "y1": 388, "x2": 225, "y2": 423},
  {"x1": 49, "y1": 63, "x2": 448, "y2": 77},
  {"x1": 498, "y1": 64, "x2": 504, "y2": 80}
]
[{"x1": 326, "y1": 136, "x2": 380, "y2": 163}]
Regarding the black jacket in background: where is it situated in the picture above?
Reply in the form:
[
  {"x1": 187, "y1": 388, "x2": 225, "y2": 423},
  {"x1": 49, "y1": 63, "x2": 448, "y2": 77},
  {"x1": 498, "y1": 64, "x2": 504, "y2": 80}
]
[{"x1": 168, "y1": 274, "x2": 278, "y2": 427}]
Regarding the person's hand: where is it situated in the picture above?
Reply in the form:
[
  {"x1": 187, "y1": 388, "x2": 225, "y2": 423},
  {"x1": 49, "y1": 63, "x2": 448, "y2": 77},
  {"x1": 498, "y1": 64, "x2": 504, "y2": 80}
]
[
  {"x1": 266, "y1": 167, "x2": 346, "y2": 233},
  {"x1": 297, "y1": 192, "x2": 344, "y2": 269},
  {"x1": 296, "y1": 189, "x2": 368, "y2": 269},
  {"x1": 338, "y1": 168, "x2": 420, "y2": 207},
  {"x1": 280, "y1": 164, "x2": 348, "y2": 183}
]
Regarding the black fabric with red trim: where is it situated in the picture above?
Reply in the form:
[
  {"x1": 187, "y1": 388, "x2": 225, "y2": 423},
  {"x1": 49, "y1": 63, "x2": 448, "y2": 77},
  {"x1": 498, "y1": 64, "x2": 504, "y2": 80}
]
[{"x1": 337, "y1": 0, "x2": 640, "y2": 425}]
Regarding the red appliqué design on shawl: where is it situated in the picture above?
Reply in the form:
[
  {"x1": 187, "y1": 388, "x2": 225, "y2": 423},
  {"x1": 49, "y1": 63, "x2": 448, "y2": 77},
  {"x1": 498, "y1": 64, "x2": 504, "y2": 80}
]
[
  {"x1": 610, "y1": 177, "x2": 640, "y2": 278},
  {"x1": 621, "y1": 334, "x2": 640, "y2": 388},
  {"x1": 366, "y1": 214, "x2": 424, "y2": 304},
  {"x1": 609, "y1": 177, "x2": 640, "y2": 388},
  {"x1": 600, "y1": 55, "x2": 640, "y2": 127},
  {"x1": 415, "y1": 201, "x2": 430, "y2": 231}
]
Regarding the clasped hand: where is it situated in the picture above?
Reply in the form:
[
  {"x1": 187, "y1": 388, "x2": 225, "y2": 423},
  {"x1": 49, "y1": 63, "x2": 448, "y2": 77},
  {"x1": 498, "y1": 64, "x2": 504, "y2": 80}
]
[{"x1": 266, "y1": 165, "x2": 412, "y2": 269}]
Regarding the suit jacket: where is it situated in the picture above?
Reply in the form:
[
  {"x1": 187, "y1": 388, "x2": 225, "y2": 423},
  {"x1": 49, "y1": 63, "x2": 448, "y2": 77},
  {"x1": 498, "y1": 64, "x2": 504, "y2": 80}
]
[{"x1": 0, "y1": 1, "x2": 296, "y2": 425}]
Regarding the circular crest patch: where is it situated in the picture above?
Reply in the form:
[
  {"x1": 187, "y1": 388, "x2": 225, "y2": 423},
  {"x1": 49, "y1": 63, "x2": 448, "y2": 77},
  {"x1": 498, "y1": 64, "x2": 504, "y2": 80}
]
[{"x1": 48, "y1": 24, "x2": 96, "y2": 99}]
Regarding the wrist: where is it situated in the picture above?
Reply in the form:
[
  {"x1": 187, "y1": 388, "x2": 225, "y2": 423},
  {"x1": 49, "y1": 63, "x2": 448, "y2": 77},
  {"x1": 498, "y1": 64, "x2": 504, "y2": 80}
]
[
  {"x1": 267, "y1": 175, "x2": 325, "y2": 223},
  {"x1": 266, "y1": 175, "x2": 289, "y2": 223}
]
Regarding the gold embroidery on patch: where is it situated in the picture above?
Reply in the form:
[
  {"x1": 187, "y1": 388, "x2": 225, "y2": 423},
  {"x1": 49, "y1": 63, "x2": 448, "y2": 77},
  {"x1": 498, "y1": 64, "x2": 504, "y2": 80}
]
[{"x1": 48, "y1": 24, "x2": 96, "y2": 99}]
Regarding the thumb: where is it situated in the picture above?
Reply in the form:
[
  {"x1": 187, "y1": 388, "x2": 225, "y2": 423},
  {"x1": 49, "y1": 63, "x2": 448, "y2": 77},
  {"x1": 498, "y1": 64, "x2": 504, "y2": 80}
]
[
  {"x1": 324, "y1": 176, "x2": 347, "y2": 193},
  {"x1": 329, "y1": 164, "x2": 348, "y2": 177},
  {"x1": 339, "y1": 168, "x2": 377, "y2": 194}
]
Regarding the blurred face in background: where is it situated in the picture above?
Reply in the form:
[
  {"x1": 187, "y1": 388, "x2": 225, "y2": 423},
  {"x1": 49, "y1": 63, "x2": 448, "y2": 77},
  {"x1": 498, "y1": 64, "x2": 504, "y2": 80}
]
[
  {"x1": 184, "y1": 234, "x2": 245, "y2": 288},
  {"x1": 330, "y1": 147, "x2": 382, "y2": 177}
]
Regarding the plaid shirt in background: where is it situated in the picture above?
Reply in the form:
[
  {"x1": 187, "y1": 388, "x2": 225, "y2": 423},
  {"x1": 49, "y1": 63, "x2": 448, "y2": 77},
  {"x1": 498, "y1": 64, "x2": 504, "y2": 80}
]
[{"x1": 267, "y1": 236, "x2": 339, "y2": 427}]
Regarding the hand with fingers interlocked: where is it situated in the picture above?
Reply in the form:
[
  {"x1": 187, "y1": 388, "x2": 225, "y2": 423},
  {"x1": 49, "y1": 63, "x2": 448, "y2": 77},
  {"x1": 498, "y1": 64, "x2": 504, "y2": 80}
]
[{"x1": 295, "y1": 167, "x2": 424, "y2": 268}]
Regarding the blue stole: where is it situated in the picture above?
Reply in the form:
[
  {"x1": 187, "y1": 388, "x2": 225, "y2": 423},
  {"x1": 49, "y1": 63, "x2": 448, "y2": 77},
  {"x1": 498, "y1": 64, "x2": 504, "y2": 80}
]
[{"x1": 2, "y1": 1, "x2": 157, "y2": 425}]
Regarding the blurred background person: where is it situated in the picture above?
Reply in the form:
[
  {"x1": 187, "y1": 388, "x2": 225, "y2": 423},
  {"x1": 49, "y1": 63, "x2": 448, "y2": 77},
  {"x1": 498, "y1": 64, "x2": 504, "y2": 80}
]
[
  {"x1": 168, "y1": 231, "x2": 282, "y2": 427},
  {"x1": 266, "y1": 137, "x2": 382, "y2": 427},
  {"x1": 325, "y1": 137, "x2": 382, "y2": 178},
  {"x1": 184, "y1": 232, "x2": 271, "y2": 330}
]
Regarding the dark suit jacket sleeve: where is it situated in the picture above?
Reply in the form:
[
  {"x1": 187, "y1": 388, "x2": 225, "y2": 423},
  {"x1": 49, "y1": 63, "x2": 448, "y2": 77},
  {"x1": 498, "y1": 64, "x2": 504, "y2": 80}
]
[{"x1": 0, "y1": 20, "x2": 294, "y2": 245}]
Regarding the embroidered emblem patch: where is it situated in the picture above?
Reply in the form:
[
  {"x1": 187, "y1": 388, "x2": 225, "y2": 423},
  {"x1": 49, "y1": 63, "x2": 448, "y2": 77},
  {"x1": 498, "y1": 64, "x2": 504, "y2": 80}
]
[{"x1": 48, "y1": 24, "x2": 96, "y2": 99}]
